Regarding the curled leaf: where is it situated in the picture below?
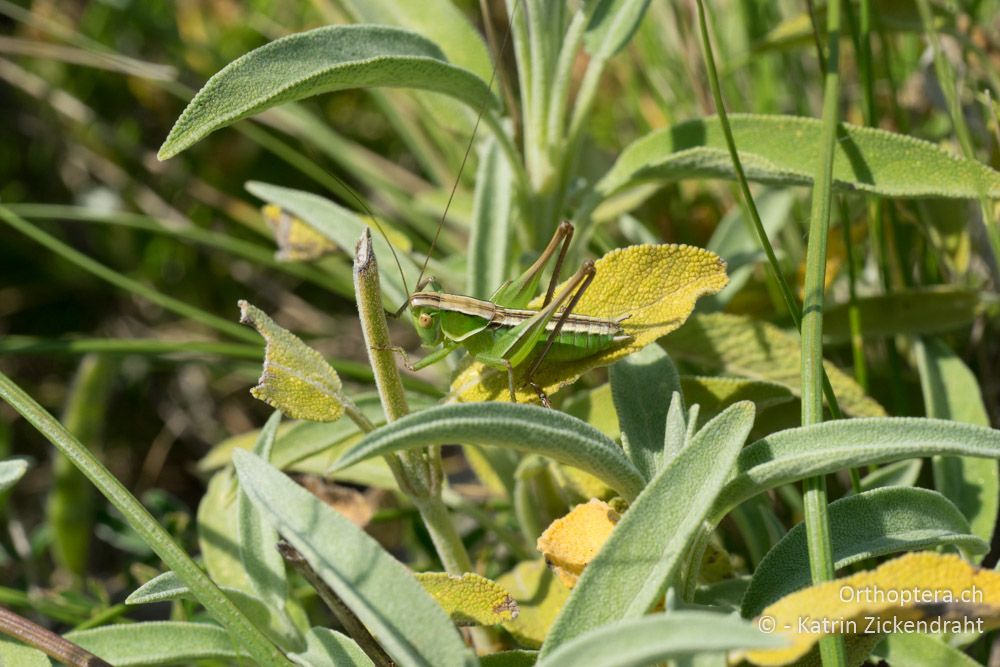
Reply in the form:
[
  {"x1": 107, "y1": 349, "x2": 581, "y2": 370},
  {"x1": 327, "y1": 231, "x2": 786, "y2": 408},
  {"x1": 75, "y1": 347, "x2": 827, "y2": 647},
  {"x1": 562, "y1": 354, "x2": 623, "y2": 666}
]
[
  {"x1": 238, "y1": 301, "x2": 344, "y2": 422},
  {"x1": 747, "y1": 552, "x2": 1000, "y2": 666},
  {"x1": 263, "y1": 204, "x2": 337, "y2": 262},
  {"x1": 497, "y1": 560, "x2": 571, "y2": 648},
  {"x1": 416, "y1": 572, "x2": 519, "y2": 626},
  {"x1": 451, "y1": 244, "x2": 728, "y2": 403},
  {"x1": 536, "y1": 499, "x2": 620, "y2": 588}
]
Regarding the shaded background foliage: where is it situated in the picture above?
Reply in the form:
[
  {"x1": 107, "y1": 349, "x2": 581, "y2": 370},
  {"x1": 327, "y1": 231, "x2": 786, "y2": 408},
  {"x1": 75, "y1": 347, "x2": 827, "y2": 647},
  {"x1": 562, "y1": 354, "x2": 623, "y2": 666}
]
[{"x1": 1, "y1": 0, "x2": 1000, "y2": 647}]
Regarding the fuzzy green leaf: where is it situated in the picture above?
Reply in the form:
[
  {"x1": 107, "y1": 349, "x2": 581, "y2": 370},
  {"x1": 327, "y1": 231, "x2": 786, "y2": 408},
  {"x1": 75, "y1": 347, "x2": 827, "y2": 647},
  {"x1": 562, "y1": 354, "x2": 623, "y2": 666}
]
[
  {"x1": 716, "y1": 418, "x2": 1000, "y2": 520},
  {"x1": 541, "y1": 402, "x2": 755, "y2": 656},
  {"x1": 233, "y1": 450, "x2": 475, "y2": 667},
  {"x1": 158, "y1": 25, "x2": 496, "y2": 159},
  {"x1": 468, "y1": 136, "x2": 514, "y2": 300},
  {"x1": 246, "y1": 182, "x2": 420, "y2": 307},
  {"x1": 741, "y1": 487, "x2": 987, "y2": 618},
  {"x1": 538, "y1": 611, "x2": 781, "y2": 667},
  {"x1": 610, "y1": 345, "x2": 681, "y2": 480},
  {"x1": 290, "y1": 628, "x2": 374, "y2": 667},
  {"x1": 66, "y1": 622, "x2": 243, "y2": 666},
  {"x1": 915, "y1": 337, "x2": 999, "y2": 554},
  {"x1": 332, "y1": 403, "x2": 646, "y2": 501},
  {"x1": 824, "y1": 287, "x2": 984, "y2": 343},
  {"x1": 239, "y1": 301, "x2": 345, "y2": 422},
  {"x1": 873, "y1": 633, "x2": 981, "y2": 667},
  {"x1": 666, "y1": 312, "x2": 885, "y2": 417},
  {"x1": 599, "y1": 114, "x2": 1000, "y2": 199},
  {"x1": 584, "y1": 0, "x2": 653, "y2": 60},
  {"x1": 0, "y1": 638, "x2": 49, "y2": 667},
  {"x1": 0, "y1": 459, "x2": 28, "y2": 493}
]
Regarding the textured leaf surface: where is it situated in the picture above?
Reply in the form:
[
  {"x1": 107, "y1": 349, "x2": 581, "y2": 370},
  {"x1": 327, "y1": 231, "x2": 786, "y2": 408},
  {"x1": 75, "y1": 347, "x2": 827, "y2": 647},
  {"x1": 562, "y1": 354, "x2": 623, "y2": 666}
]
[
  {"x1": 416, "y1": 572, "x2": 519, "y2": 626},
  {"x1": 610, "y1": 345, "x2": 680, "y2": 480},
  {"x1": 290, "y1": 627, "x2": 374, "y2": 667},
  {"x1": 746, "y1": 552, "x2": 1000, "y2": 665},
  {"x1": 0, "y1": 459, "x2": 28, "y2": 493},
  {"x1": 742, "y1": 487, "x2": 987, "y2": 618},
  {"x1": 537, "y1": 612, "x2": 781, "y2": 667},
  {"x1": 584, "y1": 0, "x2": 652, "y2": 60},
  {"x1": 824, "y1": 287, "x2": 984, "y2": 343},
  {"x1": 599, "y1": 115, "x2": 1000, "y2": 199},
  {"x1": 233, "y1": 451, "x2": 474, "y2": 667},
  {"x1": 666, "y1": 313, "x2": 885, "y2": 417},
  {"x1": 542, "y1": 402, "x2": 755, "y2": 656},
  {"x1": 468, "y1": 137, "x2": 514, "y2": 300},
  {"x1": 717, "y1": 418, "x2": 1000, "y2": 521},
  {"x1": 916, "y1": 337, "x2": 999, "y2": 553},
  {"x1": 239, "y1": 301, "x2": 345, "y2": 422},
  {"x1": 159, "y1": 25, "x2": 495, "y2": 159},
  {"x1": 452, "y1": 244, "x2": 728, "y2": 403},
  {"x1": 0, "y1": 638, "x2": 49, "y2": 667},
  {"x1": 536, "y1": 499, "x2": 621, "y2": 589},
  {"x1": 262, "y1": 204, "x2": 337, "y2": 262},
  {"x1": 66, "y1": 622, "x2": 243, "y2": 666},
  {"x1": 873, "y1": 633, "x2": 981, "y2": 667},
  {"x1": 332, "y1": 402, "x2": 646, "y2": 500},
  {"x1": 247, "y1": 182, "x2": 420, "y2": 306},
  {"x1": 497, "y1": 560, "x2": 570, "y2": 649}
]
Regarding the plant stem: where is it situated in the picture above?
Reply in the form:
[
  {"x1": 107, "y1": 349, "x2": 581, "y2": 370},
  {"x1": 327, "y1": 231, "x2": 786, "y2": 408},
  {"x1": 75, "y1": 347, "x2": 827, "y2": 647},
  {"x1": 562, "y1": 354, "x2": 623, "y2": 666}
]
[
  {"x1": 0, "y1": 205, "x2": 258, "y2": 345},
  {"x1": 800, "y1": 1, "x2": 846, "y2": 665},
  {"x1": 0, "y1": 372, "x2": 290, "y2": 666},
  {"x1": 0, "y1": 605, "x2": 110, "y2": 667},
  {"x1": 353, "y1": 229, "x2": 473, "y2": 575}
]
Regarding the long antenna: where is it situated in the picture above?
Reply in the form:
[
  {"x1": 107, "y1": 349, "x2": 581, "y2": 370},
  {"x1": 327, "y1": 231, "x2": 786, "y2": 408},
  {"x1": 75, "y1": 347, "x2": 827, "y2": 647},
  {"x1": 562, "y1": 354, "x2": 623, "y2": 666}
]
[{"x1": 414, "y1": 0, "x2": 521, "y2": 293}]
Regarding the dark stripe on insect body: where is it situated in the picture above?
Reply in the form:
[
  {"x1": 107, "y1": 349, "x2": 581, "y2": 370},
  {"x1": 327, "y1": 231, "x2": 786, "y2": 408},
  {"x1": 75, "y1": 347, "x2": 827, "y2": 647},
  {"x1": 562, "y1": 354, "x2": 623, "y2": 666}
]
[{"x1": 409, "y1": 292, "x2": 628, "y2": 338}]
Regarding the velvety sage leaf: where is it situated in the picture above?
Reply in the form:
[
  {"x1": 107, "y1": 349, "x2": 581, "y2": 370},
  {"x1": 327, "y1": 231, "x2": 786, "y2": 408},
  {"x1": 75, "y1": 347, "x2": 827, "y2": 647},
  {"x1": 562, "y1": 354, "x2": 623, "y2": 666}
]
[
  {"x1": 125, "y1": 571, "x2": 304, "y2": 652},
  {"x1": 262, "y1": 204, "x2": 338, "y2": 262},
  {"x1": 741, "y1": 487, "x2": 987, "y2": 618},
  {"x1": 198, "y1": 468, "x2": 252, "y2": 592},
  {"x1": 0, "y1": 458, "x2": 28, "y2": 493},
  {"x1": 415, "y1": 572, "x2": 519, "y2": 626},
  {"x1": 497, "y1": 560, "x2": 571, "y2": 649},
  {"x1": 336, "y1": 0, "x2": 491, "y2": 80},
  {"x1": 704, "y1": 189, "x2": 796, "y2": 309},
  {"x1": 238, "y1": 411, "x2": 288, "y2": 614},
  {"x1": 246, "y1": 182, "x2": 420, "y2": 306},
  {"x1": 468, "y1": 136, "x2": 514, "y2": 300},
  {"x1": 66, "y1": 622, "x2": 243, "y2": 666},
  {"x1": 730, "y1": 495, "x2": 786, "y2": 569},
  {"x1": 332, "y1": 403, "x2": 645, "y2": 501},
  {"x1": 666, "y1": 313, "x2": 885, "y2": 418},
  {"x1": 0, "y1": 637, "x2": 49, "y2": 667},
  {"x1": 541, "y1": 402, "x2": 755, "y2": 656},
  {"x1": 824, "y1": 287, "x2": 984, "y2": 343},
  {"x1": 915, "y1": 337, "x2": 999, "y2": 554},
  {"x1": 584, "y1": 0, "x2": 652, "y2": 60},
  {"x1": 717, "y1": 418, "x2": 1000, "y2": 521},
  {"x1": 538, "y1": 611, "x2": 780, "y2": 667},
  {"x1": 480, "y1": 650, "x2": 538, "y2": 667},
  {"x1": 599, "y1": 115, "x2": 1000, "y2": 199},
  {"x1": 233, "y1": 451, "x2": 474, "y2": 667},
  {"x1": 239, "y1": 301, "x2": 345, "y2": 422},
  {"x1": 857, "y1": 459, "x2": 922, "y2": 493},
  {"x1": 290, "y1": 627, "x2": 374, "y2": 667},
  {"x1": 158, "y1": 25, "x2": 496, "y2": 159},
  {"x1": 693, "y1": 577, "x2": 752, "y2": 612},
  {"x1": 680, "y1": 376, "x2": 795, "y2": 424},
  {"x1": 610, "y1": 345, "x2": 681, "y2": 480},
  {"x1": 873, "y1": 633, "x2": 981, "y2": 667},
  {"x1": 663, "y1": 391, "x2": 686, "y2": 463}
]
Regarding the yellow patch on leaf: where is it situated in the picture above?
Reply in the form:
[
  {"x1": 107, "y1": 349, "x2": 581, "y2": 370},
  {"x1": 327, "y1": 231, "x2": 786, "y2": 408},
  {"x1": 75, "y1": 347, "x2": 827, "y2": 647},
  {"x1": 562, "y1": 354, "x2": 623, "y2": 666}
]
[
  {"x1": 449, "y1": 244, "x2": 728, "y2": 403},
  {"x1": 415, "y1": 572, "x2": 518, "y2": 626},
  {"x1": 536, "y1": 499, "x2": 620, "y2": 588},
  {"x1": 747, "y1": 552, "x2": 1000, "y2": 666},
  {"x1": 262, "y1": 204, "x2": 337, "y2": 261},
  {"x1": 497, "y1": 560, "x2": 570, "y2": 648}
]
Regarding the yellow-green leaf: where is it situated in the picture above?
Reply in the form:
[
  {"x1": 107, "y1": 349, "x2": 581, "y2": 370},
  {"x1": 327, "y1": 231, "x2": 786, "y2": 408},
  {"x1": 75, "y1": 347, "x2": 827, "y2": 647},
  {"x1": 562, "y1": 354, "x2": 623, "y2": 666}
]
[
  {"x1": 238, "y1": 301, "x2": 344, "y2": 422},
  {"x1": 666, "y1": 312, "x2": 885, "y2": 417},
  {"x1": 450, "y1": 244, "x2": 728, "y2": 403},
  {"x1": 262, "y1": 204, "x2": 337, "y2": 262},
  {"x1": 497, "y1": 560, "x2": 571, "y2": 648},
  {"x1": 746, "y1": 552, "x2": 1000, "y2": 666},
  {"x1": 415, "y1": 572, "x2": 519, "y2": 626},
  {"x1": 536, "y1": 499, "x2": 620, "y2": 589}
]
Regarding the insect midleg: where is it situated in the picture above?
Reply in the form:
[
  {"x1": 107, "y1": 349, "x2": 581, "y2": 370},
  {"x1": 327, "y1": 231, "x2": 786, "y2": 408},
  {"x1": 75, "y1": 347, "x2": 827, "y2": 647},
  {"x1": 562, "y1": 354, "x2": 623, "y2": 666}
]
[{"x1": 523, "y1": 259, "x2": 597, "y2": 404}]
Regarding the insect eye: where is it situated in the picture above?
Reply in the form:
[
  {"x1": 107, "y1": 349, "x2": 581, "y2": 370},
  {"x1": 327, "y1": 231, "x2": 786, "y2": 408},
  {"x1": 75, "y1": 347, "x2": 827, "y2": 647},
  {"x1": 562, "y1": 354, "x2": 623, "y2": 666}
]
[{"x1": 418, "y1": 313, "x2": 434, "y2": 328}]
